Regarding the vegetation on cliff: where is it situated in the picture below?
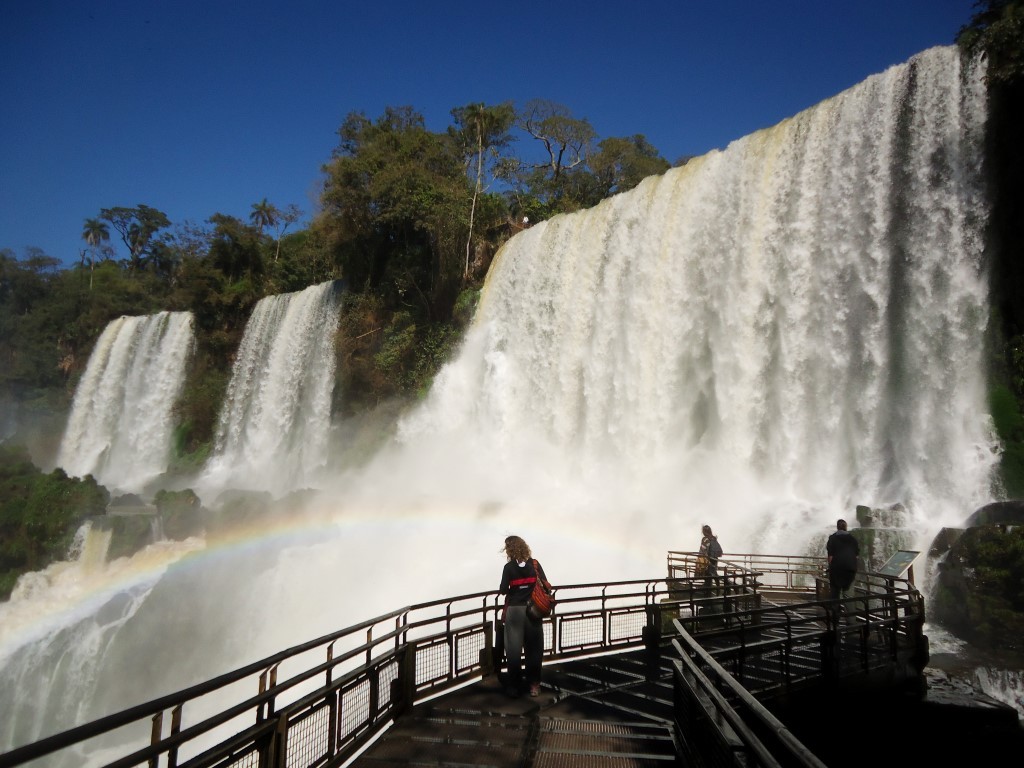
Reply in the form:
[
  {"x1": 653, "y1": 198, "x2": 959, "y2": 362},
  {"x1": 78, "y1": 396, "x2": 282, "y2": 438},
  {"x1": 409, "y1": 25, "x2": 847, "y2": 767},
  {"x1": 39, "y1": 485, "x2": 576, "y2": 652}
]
[
  {"x1": 959, "y1": 0, "x2": 1024, "y2": 496},
  {"x1": 932, "y1": 523, "x2": 1024, "y2": 651},
  {"x1": 0, "y1": 445, "x2": 109, "y2": 598}
]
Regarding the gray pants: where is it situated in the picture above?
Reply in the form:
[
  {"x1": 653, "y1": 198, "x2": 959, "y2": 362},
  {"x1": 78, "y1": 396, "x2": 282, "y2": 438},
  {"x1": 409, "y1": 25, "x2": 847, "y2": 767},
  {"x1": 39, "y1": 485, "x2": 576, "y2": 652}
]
[{"x1": 503, "y1": 605, "x2": 543, "y2": 689}]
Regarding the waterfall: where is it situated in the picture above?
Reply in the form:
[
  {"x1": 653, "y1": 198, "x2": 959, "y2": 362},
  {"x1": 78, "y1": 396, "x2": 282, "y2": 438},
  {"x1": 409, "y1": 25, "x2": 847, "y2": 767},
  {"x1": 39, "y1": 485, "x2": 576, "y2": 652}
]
[
  {"x1": 56, "y1": 312, "x2": 195, "y2": 494},
  {"x1": 0, "y1": 46, "x2": 1012, "y2": 758},
  {"x1": 400, "y1": 45, "x2": 998, "y2": 556},
  {"x1": 201, "y1": 281, "x2": 342, "y2": 495},
  {"x1": 67, "y1": 522, "x2": 113, "y2": 572}
]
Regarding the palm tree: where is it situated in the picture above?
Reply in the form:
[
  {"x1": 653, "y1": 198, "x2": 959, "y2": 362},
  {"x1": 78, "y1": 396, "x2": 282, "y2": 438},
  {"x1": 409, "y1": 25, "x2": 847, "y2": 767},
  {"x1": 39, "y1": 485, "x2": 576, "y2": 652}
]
[
  {"x1": 82, "y1": 217, "x2": 109, "y2": 250},
  {"x1": 81, "y1": 218, "x2": 109, "y2": 290},
  {"x1": 250, "y1": 198, "x2": 278, "y2": 238}
]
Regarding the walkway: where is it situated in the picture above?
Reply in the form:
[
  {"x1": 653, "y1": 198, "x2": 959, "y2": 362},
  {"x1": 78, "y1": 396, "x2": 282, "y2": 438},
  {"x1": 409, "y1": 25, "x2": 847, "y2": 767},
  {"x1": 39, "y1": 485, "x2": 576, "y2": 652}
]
[{"x1": 351, "y1": 650, "x2": 677, "y2": 767}]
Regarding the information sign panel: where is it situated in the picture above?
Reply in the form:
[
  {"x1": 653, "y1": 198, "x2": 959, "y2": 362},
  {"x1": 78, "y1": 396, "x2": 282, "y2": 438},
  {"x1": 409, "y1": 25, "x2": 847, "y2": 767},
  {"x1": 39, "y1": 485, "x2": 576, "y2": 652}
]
[{"x1": 878, "y1": 550, "x2": 920, "y2": 577}]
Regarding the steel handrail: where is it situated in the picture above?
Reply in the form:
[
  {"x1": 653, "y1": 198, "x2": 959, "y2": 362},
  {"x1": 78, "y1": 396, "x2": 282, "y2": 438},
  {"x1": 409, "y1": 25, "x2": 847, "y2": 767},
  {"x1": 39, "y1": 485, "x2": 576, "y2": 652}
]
[
  {"x1": 0, "y1": 575, "x2": 684, "y2": 768},
  {"x1": 0, "y1": 561, "x2": 922, "y2": 768}
]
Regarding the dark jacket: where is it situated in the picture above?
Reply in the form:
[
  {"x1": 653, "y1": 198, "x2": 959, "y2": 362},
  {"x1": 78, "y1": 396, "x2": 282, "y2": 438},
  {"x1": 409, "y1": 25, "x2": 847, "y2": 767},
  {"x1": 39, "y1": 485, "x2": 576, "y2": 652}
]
[
  {"x1": 500, "y1": 559, "x2": 548, "y2": 606},
  {"x1": 826, "y1": 530, "x2": 859, "y2": 573}
]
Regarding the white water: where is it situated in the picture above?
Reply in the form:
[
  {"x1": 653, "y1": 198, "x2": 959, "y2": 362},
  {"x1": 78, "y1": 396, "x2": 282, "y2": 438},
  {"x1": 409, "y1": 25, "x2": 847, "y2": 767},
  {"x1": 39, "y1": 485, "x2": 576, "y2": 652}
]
[
  {"x1": 200, "y1": 280, "x2": 342, "y2": 495},
  {"x1": 398, "y1": 45, "x2": 997, "y2": 559},
  {"x1": 1, "y1": 46, "x2": 1017, "y2": 759},
  {"x1": 55, "y1": 312, "x2": 195, "y2": 494}
]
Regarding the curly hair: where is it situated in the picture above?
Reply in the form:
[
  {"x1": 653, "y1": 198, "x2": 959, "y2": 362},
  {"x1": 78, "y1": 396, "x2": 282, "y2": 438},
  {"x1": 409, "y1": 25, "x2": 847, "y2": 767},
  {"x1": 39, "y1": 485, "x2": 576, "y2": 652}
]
[{"x1": 503, "y1": 535, "x2": 532, "y2": 562}]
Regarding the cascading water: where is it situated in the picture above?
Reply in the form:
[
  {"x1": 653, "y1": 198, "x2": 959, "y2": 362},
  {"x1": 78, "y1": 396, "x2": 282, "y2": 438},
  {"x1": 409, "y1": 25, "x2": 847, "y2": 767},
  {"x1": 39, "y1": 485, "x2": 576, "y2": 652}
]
[
  {"x1": 399, "y1": 45, "x2": 998, "y2": 557},
  {"x1": 55, "y1": 312, "x2": 195, "y2": 494},
  {"x1": 200, "y1": 280, "x2": 342, "y2": 496},
  {"x1": 0, "y1": 46, "x2": 1015, "y2": 761}
]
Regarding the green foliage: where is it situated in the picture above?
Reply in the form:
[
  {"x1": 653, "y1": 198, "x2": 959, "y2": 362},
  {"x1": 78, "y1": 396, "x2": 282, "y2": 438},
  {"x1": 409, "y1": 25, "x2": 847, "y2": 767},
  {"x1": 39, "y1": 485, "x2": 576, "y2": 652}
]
[
  {"x1": 0, "y1": 250, "x2": 167, "y2": 403},
  {"x1": 373, "y1": 311, "x2": 418, "y2": 379},
  {"x1": 99, "y1": 204, "x2": 172, "y2": 274},
  {"x1": 958, "y1": 525, "x2": 1024, "y2": 610},
  {"x1": 957, "y1": 0, "x2": 1024, "y2": 85},
  {"x1": 208, "y1": 213, "x2": 266, "y2": 285},
  {"x1": 590, "y1": 135, "x2": 671, "y2": 198},
  {"x1": 318, "y1": 106, "x2": 471, "y2": 316},
  {"x1": 154, "y1": 488, "x2": 204, "y2": 540},
  {"x1": 452, "y1": 287, "x2": 480, "y2": 327},
  {"x1": 0, "y1": 445, "x2": 109, "y2": 599}
]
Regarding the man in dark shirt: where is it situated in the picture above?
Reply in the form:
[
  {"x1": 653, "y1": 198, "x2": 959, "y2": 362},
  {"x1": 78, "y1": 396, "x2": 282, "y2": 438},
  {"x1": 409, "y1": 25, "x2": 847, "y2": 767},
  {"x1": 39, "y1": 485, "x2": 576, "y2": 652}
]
[{"x1": 826, "y1": 519, "x2": 859, "y2": 601}]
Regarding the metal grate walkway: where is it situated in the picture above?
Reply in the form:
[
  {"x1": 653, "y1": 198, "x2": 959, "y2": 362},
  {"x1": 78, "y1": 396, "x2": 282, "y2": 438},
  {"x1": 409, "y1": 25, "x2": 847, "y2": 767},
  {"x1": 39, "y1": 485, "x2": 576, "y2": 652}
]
[{"x1": 350, "y1": 651, "x2": 679, "y2": 767}]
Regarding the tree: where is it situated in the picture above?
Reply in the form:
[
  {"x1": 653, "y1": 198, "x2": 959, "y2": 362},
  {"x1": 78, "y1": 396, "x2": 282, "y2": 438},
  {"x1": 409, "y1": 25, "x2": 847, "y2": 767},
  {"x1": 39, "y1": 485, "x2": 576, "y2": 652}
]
[
  {"x1": 99, "y1": 205, "x2": 171, "y2": 274},
  {"x1": 518, "y1": 100, "x2": 596, "y2": 181},
  {"x1": 207, "y1": 213, "x2": 264, "y2": 285},
  {"x1": 502, "y1": 100, "x2": 599, "y2": 215},
  {"x1": 81, "y1": 218, "x2": 109, "y2": 251},
  {"x1": 250, "y1": 198, "x2": 279, "y2": 238},
  {"x1": 272, "y1": 204, "x2": 302, "y2": 263},
  {"x1": 589, "y1": 134, "x2": 670, "y2": 198},
  {"x1": 957, "y1": 0, "x2": 1024, "y2": 84},
  {"x1": 450, "y1": 102, "x2": 516, "y2": 280},
  {"x1": 318, "y1": 106, "x2": 470, "y2": 318},
  {"x1": 80, "y1": 218, "x2": 111, "y2": 290}
]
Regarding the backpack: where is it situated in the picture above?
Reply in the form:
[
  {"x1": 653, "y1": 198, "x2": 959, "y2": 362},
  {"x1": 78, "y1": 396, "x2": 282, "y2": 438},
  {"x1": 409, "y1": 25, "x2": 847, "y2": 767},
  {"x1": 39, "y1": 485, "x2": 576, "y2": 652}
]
[
  {"x1": 708, "y1": 538, "x2": 723, "y2": 560},
  {"x1": 526, "y1": 559, "x2": 555, "y2": 621}
]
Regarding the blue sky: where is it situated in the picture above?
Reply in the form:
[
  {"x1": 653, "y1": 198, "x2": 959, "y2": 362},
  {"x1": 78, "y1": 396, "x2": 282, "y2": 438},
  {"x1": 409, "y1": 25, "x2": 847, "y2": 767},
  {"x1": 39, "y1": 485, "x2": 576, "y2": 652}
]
[{"x1": 1, "y1": 0, "x2": 978, "y2": 266}]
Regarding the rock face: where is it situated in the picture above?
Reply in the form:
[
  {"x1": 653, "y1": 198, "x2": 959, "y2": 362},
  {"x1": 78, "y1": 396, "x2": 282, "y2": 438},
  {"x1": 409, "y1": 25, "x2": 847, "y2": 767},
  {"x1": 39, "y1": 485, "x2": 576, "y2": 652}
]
[
  {"x1": 930, "y1": 501, "x2": 1024, "y2": 653},
  {"x1": 852, "y1": 503, "x2": 917, "y2": 572}
]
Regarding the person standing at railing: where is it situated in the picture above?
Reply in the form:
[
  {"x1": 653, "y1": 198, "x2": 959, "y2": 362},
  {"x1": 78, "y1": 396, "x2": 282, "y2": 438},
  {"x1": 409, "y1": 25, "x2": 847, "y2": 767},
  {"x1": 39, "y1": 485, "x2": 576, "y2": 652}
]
[
  {"x1": 499, "y1": 535, "x2": 549, "y2": 698},
  {"x1": 826, "y1": 519, "x2": 860, "y2": 601},
  {"x1": 698, "y1": 525, "x2": 723, "y2": 585}
]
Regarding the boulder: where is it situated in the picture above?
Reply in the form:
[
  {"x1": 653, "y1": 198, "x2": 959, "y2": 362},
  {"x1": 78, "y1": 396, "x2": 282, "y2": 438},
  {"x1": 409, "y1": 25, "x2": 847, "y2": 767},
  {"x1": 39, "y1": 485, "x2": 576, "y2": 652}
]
[{"x1": 931, "y1": 521, "x2": 1024, "y2": 652}]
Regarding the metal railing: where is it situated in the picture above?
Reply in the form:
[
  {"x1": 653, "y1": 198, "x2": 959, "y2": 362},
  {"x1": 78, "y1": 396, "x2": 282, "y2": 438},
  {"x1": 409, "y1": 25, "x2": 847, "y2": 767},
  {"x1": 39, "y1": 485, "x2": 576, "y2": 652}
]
[
  {"x1": 0, "y1": 556, "x2": 925, "y2": 768},
  {"x1": 0, "y1": 577, "x2": 683, "y2": 768},
  {"x1": 656, "y1": 558, "x2": 926, "y2": 768},
  {"x1": 668, "y1": 551, "x2": 825, "y2": 595}
]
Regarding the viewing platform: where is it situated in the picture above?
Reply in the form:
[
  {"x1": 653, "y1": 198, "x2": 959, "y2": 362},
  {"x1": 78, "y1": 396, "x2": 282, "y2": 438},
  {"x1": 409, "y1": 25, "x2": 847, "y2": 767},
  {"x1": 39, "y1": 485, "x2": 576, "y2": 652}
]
[{"x1": 1, "y1": 553, "x2": 1021, "y2": 768}]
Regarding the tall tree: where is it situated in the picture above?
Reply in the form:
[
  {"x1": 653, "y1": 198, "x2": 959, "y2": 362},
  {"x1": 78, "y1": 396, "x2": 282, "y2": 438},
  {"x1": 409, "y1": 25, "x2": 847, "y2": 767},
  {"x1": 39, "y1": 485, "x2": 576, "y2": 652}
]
[
  {"x1": 589, "y1": 134, "x2": 670, "y2": 198},
  {"x1": 272, "y1": 204, "x2": 302, "y2": 263},
  {"x1": 250, "y1": 198, "x2": 279, "y2": 237},
  {"x1": 207, "y1": 213, "x2": 264, "y2": 284},
  {"x1": 318, "y1": 106, "x2": 469, "y2": 317},
  {"x1": 518, "y1": 100, "x2": 596, "y2": 181},
  {"x1": 99, "y1": 205, "x2": 171, "y2": 274},
  {"x1": 80, "y1": 218, "x2": 110, "y2": 290},
  {"x1": 503, "y1": 100, "x2": 598, "y2": 215},
  {"x1": 450, "y1": 102, "x2": 516, "y2": 280}
]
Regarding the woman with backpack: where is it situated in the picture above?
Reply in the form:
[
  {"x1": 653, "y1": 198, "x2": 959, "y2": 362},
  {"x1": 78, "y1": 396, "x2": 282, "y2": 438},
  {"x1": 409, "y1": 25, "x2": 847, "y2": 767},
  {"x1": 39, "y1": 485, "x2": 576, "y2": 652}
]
[{"x1": 498, "y1": 535, "x2": 551, "y2": 698}]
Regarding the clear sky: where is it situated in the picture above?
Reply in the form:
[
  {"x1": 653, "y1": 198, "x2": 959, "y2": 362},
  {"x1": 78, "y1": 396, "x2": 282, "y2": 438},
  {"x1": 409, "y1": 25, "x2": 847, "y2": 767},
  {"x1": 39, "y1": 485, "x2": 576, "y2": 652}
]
[{"x1": 1, "y1": 0, "x2": 979, "y2": 266}]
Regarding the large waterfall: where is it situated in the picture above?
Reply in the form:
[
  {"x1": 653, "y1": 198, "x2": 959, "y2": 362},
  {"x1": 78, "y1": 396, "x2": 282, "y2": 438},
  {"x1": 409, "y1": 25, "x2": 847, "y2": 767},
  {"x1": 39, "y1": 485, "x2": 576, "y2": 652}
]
[
  {"x1": 200, "y1": 280, "x2": 342, "y2": 495},
  {"x1": 55, "y1": 311, "x2": 195, "y2": 494},
  {"x1": 0, "y1": 46, "x2": 1011, "y2": 760},
  {"x1": 399, "y1": 45, "x2": 997, "y2": 556}
]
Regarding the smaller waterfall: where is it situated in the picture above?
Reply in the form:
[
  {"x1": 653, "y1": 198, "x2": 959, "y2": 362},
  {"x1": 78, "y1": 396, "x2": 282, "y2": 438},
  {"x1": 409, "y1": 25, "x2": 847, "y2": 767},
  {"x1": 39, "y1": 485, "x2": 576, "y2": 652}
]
[
  {"x1": 56, "y1": 312, "x2": 195, "y2": 493},
  {"x1": 202, "y1": 281, "x2": 342, "y2": 495},
  {"x1": 67, "y1": 522, "x2": 113, "y2": 573}
]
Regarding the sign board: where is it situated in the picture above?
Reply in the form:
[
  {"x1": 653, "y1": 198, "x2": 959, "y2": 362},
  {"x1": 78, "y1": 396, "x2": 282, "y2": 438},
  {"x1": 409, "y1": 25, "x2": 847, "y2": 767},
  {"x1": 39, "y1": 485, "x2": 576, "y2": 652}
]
[{"x1": 878, "y1": 550, "x2": 920, "y2": 578}]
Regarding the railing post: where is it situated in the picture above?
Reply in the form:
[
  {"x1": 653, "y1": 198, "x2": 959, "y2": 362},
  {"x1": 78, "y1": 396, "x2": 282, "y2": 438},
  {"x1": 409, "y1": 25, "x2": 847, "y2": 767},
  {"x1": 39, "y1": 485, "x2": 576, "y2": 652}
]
[
  {"x1": 149, "y1": 711, "x2": 163, "y2": 768},
  {"x1": 479, "y1": 619, "x2": 495, "y2": 676},
  {"x1": 167, "y1": 705, "x2": 182, "y2": 768},
  {"x1": 643, "y1": 604, "x2": 662, "y2": 680},
  {"x1": 263, "y1": 711, "x2": 288, "y2": 768},
  {"x1": 821, "y1": 606, "x2": 838, "y2": 681},
  {"x1": 397, "y1": 642, "x2": 417, "y2": 714}
]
